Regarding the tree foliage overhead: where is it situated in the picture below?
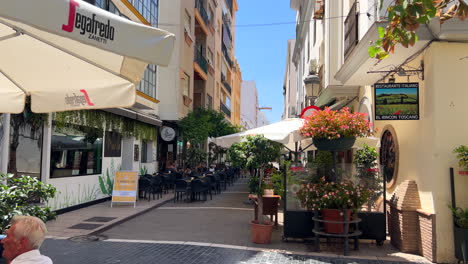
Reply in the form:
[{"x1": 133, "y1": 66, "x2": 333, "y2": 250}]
[
  {"x1": 228, "y1": 135, "x2": 282, "y2": 170},
  {"x1": 179, "y1": 107, "x2": 240, "y2": 145},
  {"x1": 369, "y1": 0, "x2": 468, "y2": 59}
]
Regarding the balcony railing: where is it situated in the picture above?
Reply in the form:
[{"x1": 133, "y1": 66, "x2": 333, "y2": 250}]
[
  {"x1": 222, "y1": 44, "x2": 233, "y2": 68},
  {"x1": 222, "y1": 81, "x2": 232, "y2": 94},
  {"x1": 220, "y1": 100, "x2": 231, "y2": 118},
  {"x1": 344, "y1": 2, "x2": 358, "y2": 59},
  {"x1": 195, "y1": 0, "x2": 210, "y2": 27},
  {"x1": 194, "y1": 47, "x2": 208, "y2": 74}
]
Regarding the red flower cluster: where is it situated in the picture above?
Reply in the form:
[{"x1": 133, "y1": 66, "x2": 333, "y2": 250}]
[{"x1": 300, "y1": 107, "x2": 374, "y2": 139}]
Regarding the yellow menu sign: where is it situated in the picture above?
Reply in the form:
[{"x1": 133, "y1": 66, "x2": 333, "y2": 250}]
[{"x1": 111, "y1": 171, "x2": 138, "y2": 207}]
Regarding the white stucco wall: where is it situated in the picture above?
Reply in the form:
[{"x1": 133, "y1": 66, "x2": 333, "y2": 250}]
[{"x1": 365, "y1": 42, "x2": 468, "y2": 263}]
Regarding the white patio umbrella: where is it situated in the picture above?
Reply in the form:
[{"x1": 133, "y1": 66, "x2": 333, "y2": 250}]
[
  {"x1": 0, "y1": 0, "x2": 175, "y2": 113},
  {"x1": 215, "y1": 117, "x2": 380, "y2": 151},
  {"x1": 214, "y1": 118, "x2": 306, "y2": 148}
]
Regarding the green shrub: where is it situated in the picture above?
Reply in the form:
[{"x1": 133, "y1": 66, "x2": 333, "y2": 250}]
[
  {"x1": 449, "y1": 206, "x2": 468, "y2": 229},
  {"x1": 0, "y1": 173, "x2": 57, "y2": 233},
  {"x1": 453, "y1": 145, "x2": 468, "y2": 170}
]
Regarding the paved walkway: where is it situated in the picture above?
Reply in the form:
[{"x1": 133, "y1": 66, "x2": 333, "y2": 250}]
[
  {"x1": 41, "y1": 238, "x2": 430, "y2": 264},
  {"x1": 42, "y1": 177, "x2": 430, "y2": 263}
]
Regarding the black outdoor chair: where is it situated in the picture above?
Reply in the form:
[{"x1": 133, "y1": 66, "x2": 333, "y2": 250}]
[
  {"x1": 190, "y1": 179, "x2": 210, "y2": 201},
  {"x1": 206, "y1": 175, "x2": 220, "y2": 194},
  {"x1": 138, "y1": 177, "x2": 152, "y2": 201},
  {"x1": 160, "y1": 173, "x2": 175, "y2": 193},
  {"x1": 147, "y1": 174, "x2": 163, "y2": 200},
  {"x1": 218, "y1": 172, "x2": 227, "y2": 191},
  {"x1": 174, "y1": 179, "x2": 189, "y2": 202}
]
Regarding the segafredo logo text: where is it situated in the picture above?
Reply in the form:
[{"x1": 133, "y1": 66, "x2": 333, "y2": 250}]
[
  {"x1": 62, "y1": 0, "x2": 115, "y2": 44},
  {"x1": 65, "y1": 90, "x2": 95, "y2": 107}
]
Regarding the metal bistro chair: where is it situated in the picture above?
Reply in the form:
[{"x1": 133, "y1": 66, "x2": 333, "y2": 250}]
[{"x1": 174, "y1": 179, "x2": 189, "y2": 202}]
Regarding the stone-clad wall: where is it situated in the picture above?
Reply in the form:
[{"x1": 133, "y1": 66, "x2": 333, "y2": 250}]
[
  {"x1": 417, "y1": 210, "x2": 437, "y2": 262},
  {"x1": 388, "y1": 180, "x2": 437, "y2": 261}
]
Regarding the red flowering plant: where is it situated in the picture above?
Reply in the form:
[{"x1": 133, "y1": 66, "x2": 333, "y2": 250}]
[
  {"x1": 296, "y1": 177, "x2": 372, "y2": 211},
  {"x1": 300, "y1": 107, "x2": 374, "y2": 139}
]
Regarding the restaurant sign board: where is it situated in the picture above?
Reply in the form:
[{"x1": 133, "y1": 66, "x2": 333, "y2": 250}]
[
  {"x1": 111, "y1": 171, "x2": 138, "y2": 207},
  {"x1": 374, "y1": 82, "x2": 419, "y2": 120}
]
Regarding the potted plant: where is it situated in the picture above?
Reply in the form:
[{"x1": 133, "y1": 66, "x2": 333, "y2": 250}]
[
  {"x1": 453, "y1": 145, "x2": 468, "y2": 175},
  {"x1": 296, "y1": 177, "x2": 371, "y2": 234},
  {"x1": 230, "y1": 135, "x2": 282, "y2": 244},
  {"x1": 354, "y1": 144, "x2": 382, "y2": 211},
  {"x1": 300, "y1": 107, "x2": 374, "y2": 151},
  {"x1": 0, "y1": 173, "x2": 57, "y2": 260},
  {"x1": 449, "y1": 206, "x2": 468, "y2": 262}
]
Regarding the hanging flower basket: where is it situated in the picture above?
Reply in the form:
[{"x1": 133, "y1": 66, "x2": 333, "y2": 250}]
[
  {"x1": 313, "y1": 137, "x2": 356, "y2": 151},
  {"x1": 300, "y1": 107, "x2": 374, "y2": 147}
]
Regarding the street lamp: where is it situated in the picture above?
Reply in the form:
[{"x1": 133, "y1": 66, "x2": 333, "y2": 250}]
[{"x1": 304, "y1": 74, "x2": 320, "y2": 106}]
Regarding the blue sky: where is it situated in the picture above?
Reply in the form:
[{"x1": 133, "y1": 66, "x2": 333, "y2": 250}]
[{"x1": 235, "y1": 0, "x2": 296, "y2": 123}]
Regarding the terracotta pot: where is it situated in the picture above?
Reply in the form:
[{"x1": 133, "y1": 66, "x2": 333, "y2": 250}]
[
  {"x1": 250, "y1": 220, "x2": 274, "y2": 244},
  {"x1": 322, "y1": 209, "x2": 352, "y2": 234},
  {"x1": 263, "y1": 189, "x2": 274, "y2": 196}
]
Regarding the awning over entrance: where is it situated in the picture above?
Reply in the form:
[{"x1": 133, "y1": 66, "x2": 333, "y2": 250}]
[
  {"x1": 315, "y1": 85, "x2": 360, "y2": 108},
  {"x1": 334, "y1": 22, "x2": 432, "y2": 86},
  {"x1": 0, "y1": 0, "x2": 175, "y2": 113}
]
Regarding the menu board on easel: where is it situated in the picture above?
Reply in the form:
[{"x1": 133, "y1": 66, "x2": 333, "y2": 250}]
[{"x1": 111, "y1": 171, "x2": 138, "y2": 208}]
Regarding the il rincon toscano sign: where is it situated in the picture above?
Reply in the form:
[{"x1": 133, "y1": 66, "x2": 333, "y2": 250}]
[{"x1": 111, "y1": 171, "x2": 138, "y2": 206}]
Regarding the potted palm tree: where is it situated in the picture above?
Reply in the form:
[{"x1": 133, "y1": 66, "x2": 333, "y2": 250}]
[{"x1": 229, "y1": 135, "x2": 282, "y2": 244}]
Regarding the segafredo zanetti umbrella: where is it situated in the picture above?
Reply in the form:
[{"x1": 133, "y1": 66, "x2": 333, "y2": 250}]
[{"x1": 0, "y1": 0, "x2": 175, "y2": 113}]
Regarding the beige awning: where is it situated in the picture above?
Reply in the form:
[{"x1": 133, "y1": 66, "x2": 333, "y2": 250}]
[{"x1": 0, "y1": 0, "x2": 175, "y2": 113}]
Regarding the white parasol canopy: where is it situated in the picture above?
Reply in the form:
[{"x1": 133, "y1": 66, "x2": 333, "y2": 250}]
[
  {"x1": 214, "y1": 118, "x2": 306, "y2": 148},
  {"x1": 215, "y1": 118, "x2": 380, "y2": 151},
  {"x1": 0, "y1": 0, "x2": 175, "y2": 113}
]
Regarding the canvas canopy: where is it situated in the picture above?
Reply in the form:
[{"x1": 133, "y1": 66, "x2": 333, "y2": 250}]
[
  {"x1": 0, "y1": 0, "x2": 175, "y2": 113},
  {"x1": 214, "y1": 118, "x2": 380, "y2": 151},
  {"x1": 214, "y1": 118, "x2": 306, "y2": 148}
]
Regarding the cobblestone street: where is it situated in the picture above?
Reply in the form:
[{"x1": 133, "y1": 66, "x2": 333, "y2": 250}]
[{"x1": 41, "y1": 238, "x2": 429, "y2": 264}]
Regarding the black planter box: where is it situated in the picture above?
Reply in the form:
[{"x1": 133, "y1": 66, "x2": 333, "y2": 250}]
[
  {"x1": 358, "y1": 212, "x2": 386, "y2": 245},
  {"x1": 283, "y1": 210, "x2": 315, "y2": 239},
  {"x1": 454, "y1": 225, "x2": 468, "y2": 262}
]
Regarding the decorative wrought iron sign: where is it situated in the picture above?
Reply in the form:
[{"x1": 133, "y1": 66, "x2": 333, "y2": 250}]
[{"x1": 374, "y1": 82, "x2": 419, "y2": 120}]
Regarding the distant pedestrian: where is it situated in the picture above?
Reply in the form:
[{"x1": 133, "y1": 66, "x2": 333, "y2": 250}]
[{"x1": 1, "y1": 216, "x2": 52, "y2": 264}]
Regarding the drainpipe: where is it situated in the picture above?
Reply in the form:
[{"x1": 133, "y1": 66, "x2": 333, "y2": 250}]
[{"x1": 1, "y1": 114, "x2": 10, "y2": 174}]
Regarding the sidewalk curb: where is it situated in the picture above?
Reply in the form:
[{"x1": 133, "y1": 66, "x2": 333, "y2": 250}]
[{"x1": 89, "y1": 198, "x2": 174, "y2": 236}]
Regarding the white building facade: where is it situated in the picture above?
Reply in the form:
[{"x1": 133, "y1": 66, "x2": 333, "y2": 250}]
[{"x1": 240, "y1": 80, "x2": 259, "y2": 129}]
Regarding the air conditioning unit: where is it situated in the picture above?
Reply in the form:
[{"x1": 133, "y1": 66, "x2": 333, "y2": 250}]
[{"x1": 309, "y1": 59, "x2": 319, "y2": 75}]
